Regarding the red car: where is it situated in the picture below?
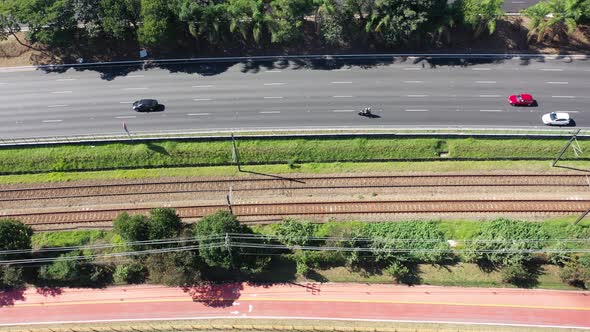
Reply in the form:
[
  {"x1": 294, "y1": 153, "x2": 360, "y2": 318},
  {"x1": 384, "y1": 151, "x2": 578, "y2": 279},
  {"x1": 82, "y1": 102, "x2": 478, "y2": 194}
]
[{"x1": 508, "y1": 93, "x2": 535, "y2": 106}]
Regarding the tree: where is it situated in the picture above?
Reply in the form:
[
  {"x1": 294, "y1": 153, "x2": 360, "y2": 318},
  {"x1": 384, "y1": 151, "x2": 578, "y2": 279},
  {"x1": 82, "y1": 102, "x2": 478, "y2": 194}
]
[
  {"x1": 177, "y1": 0, "x2": 228, "y2": 44},
  {"x1": 226, "y1": 0, "x2": 271, "y2": 44},
  {"x1": 458, "y1": 0, "x2": 504, "y2": 37},
  {"x1": 268, "y1": 0, "x2": 314, "y2": 44},
  {"x1": 194, "y1": 210, "x2": 243, "y2": 269},
  {"x1": 12, "y1": 0, "x2": 78, "y2": 47},
  {"x1": 38, "y1": 251, "x2": 83, "y2": 285},
  {"x1": 464, "y1": 219, "x2": 549, "y2": 269},
  {"x1": 148, "y1": 208, "x2": 183, "y2": 241},
  {"x1": 100, "y1": 0, "x2": 141, "y2": 39},
  {"x1": 0, "y1": 219, "x2": 32, "y2": 290},
  {"x1": 138, "y1": 0, "x2": 175, "y2": 46},
  {"x1": 113, "y1": 213, "x2": 149, "y2": 244},
  {"x1": 523, "y1": 0, "x2": 590, "y2": 42},
  {"x1": 275, "y1": 219, "x2": 316, "y2": 246},
  {"x1": 71, "y1": 0, "x2": 102, "y2": 38},
  {"x1": 560, "y1": 254, "x2": 590, "y2": 289},
  {"x1": 367, "y1": 0, "x2": 435, "y2": 46}
]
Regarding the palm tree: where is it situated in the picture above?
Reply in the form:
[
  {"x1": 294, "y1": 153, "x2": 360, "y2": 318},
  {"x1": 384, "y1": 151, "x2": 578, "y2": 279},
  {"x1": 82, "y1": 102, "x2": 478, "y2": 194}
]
[
  {"x1": 523, "y1": 0, "x2": 590, "y2": 42},
  {"x1": 313, "y1": 0, "x2": 335, "y2": 33}
]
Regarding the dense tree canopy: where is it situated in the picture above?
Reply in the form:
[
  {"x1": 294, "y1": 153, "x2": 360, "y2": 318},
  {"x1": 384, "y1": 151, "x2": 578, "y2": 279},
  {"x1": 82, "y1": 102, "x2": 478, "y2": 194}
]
[{"x1": 523, "y1": 0, "x2": 590, "y2": 42}]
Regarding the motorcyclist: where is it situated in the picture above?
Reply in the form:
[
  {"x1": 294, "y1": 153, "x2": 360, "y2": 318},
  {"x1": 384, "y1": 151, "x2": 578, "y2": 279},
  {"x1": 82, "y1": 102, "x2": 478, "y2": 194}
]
[{"x1": 361, "y1": 107, "x2": 372, "y2": 116}]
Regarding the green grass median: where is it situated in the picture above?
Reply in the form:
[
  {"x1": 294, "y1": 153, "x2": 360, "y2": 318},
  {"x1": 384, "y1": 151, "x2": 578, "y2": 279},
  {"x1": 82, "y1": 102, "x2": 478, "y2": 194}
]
[{"x1": 0, "y1": 137, "x2": 587, "y2": 175}]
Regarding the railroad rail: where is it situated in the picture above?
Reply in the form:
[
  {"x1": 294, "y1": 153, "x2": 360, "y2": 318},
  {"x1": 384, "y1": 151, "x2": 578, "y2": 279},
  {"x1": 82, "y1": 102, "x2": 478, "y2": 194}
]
[
  {"x1": 1, "y1": 174, "x2": 588, "y2": 202},
  {"x1": 3, "y1": 199, "x2": 590, "y2": 231}
]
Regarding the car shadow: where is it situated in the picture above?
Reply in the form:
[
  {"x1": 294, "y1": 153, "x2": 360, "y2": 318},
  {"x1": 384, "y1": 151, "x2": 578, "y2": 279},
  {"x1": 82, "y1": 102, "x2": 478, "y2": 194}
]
[{"x1": 359, "y1": 114, "x2": 381, "y2": 119}]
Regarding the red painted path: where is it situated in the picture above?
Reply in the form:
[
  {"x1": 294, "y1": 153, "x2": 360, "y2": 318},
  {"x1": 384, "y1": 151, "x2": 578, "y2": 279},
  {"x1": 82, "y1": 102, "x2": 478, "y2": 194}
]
[{"x1": 0, "y1": 283, "x2": 589, "y2": 328}]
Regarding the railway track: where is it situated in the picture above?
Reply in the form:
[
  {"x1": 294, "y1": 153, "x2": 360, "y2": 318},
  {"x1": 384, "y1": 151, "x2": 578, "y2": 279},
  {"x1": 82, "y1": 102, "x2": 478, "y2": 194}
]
[
  {"x1": 1, "y1": 174, "x2": 588, "y2": 202},
  {"x1": 4, "y1": 199, "x2": 590, "y2": 231}
]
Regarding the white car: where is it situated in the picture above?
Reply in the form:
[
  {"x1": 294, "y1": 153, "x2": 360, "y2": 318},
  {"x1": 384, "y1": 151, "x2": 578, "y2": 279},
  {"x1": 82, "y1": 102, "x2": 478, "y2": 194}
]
[{"x1": 542, "y1": 112, "x2": 571, "y2": 126}]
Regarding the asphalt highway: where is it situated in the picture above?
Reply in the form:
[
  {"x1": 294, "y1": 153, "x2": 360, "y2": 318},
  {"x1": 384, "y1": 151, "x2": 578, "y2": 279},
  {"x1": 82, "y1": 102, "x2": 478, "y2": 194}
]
[
  {"x1": 0, "y1": 284, "x2": 589, "y2": 328},
  {"x1": 1, "y1": 55, "x2": 589, "y2": 139}
]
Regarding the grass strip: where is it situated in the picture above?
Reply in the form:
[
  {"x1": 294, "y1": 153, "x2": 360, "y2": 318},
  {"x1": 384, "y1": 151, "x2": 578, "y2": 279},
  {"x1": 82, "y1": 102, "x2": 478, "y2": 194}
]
[{"x1": 0, "y1": 137, "x2": 587, "y2": 175}]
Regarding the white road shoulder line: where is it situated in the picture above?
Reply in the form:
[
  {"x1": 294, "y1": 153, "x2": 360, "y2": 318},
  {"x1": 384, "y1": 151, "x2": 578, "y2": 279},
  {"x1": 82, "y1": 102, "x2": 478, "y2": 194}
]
[
  {"x1": 116, "y1": 116, "x2": 136, "y2": 119},
  {"x1": 42, "y1": 119, "x2": 63, "y2": 123}
]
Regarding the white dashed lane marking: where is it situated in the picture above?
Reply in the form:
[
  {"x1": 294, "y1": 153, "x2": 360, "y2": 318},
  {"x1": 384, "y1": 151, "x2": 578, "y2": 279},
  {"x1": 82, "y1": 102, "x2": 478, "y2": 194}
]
[
  {"x1": 192, "y1": 85, "x2": 214, "y2": 88},
  {"x1": 263, "y1": 96, "x2": 284, "y2": 99},
  {"x1": 42, "y1": 119, "x2": 63, "y2": 123},
  {"x1": 479, "y1": 95, "x2": 501, "y2": 97},
  {"x1": 124, "y1": 75, "x2": 144, "y2": 78},
  {"x1": 264, "y1": 83, "x2": 286, "y2": 86},
  {"x1": 188, "y1": 113, "x2": 210, "y2": 116},
  {"x1": 546, "y1": 81, "x2": 569, "y2": 84},
  {"x1": 540, "y1": 69, "x2": 564, "y2": 71},
  {"x1": 405, "y1": 109, "x2": 429, "y2": 112},
  {"x1": 404, "y1": 81, "x2": 424, "y2": 83},
  {"x1": 407, "y1": 95, "x2": 428, "y2": 97},
  {"x1": 476, "y1": 81, "x2": 496, "y2": 84},
  {"x1": 259, "y1": 111, "x2": 281, "y2": 114},
  {"x1": 332, "y1": 95, "x2": 353, "y2": 98},
  {"x1": 55, "y1": 78, "x2": 77, "y2": 81},
  {"x1": 193, "y1": 98, "x2": 213, "y2": 101},
  {"x1": 115, "y1": 116, "x2": 136, "y2": 119},
  {"x1": 552, "y1": 96, "x2": 575, "y2": 98},
  {"x1": 119, "y1": 101, "x2": 134, "y2": 104},
  {"x1": 123, "y1": 87, "x2": 148, "y2": 90},
  {"x1": 331, "y1": 81, "x2": 353, "y2": 84},
  {"x1": 480, "y1": 110, "x2": 504, "y2": 112},
  {"x1": 332, "y1": 110, "x2": 355, "y2": 112},
  {"x1": 472, "y1": 68, "x2": 491, "y2": 71},
  {"x1": 51, "y1": 91, "x2": 72, "y2": 94},
  {"x1": 47, "y1": 105, "x2": 68, "y2": 108},
  {"x1": 265, "y1": 70, "x2": 282, "y2": 73}
]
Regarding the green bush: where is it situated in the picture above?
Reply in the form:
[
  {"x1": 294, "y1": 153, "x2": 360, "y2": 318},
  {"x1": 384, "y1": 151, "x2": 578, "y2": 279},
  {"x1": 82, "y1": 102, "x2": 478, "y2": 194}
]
[
  {"x1": 114, "y1": 263, "x2": 148, "y2": 284},
  {"x1": 0, "y1": 266, "x2": 25, "y2": 290},
  {"x1": 560, "y1": 255, "x2": 590, "y2": 289}
]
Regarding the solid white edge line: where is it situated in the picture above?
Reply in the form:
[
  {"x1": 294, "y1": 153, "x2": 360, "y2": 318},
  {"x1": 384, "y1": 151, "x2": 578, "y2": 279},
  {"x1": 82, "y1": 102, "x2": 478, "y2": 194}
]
[{"x1": 0, "y1": 316, "x2": 587, "y2": 330}]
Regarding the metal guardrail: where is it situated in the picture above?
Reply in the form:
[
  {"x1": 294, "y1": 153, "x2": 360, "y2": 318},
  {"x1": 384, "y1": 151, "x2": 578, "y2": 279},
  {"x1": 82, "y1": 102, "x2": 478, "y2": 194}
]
[{"x1": 0, "y1": 128, "x2": 588, "y2": 147}]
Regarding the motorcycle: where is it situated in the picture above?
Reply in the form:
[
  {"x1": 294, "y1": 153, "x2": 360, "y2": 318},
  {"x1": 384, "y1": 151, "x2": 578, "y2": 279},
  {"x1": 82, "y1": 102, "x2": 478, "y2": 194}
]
[{"x1": 358, "y1": 107, "x2": 372, "y2": 117}]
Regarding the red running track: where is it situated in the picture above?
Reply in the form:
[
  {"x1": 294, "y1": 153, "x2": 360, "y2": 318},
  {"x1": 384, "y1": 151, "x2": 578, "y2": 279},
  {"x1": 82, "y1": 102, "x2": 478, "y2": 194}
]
[{"x1": 0, "y1": 283, "x2": 589, "y2": 328}]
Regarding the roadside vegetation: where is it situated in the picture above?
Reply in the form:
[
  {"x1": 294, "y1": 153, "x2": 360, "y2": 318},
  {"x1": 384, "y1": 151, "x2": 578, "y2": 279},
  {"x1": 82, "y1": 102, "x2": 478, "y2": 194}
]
[
  {"x1": 0, "y1": 137, "x2": 586, "y2": 175},
  {"x1": 2, "y1": 213, "x2": 590, "y2": 290},
  {"x1": 1, "y1": 0, "x2": 589, "y2": 64}
]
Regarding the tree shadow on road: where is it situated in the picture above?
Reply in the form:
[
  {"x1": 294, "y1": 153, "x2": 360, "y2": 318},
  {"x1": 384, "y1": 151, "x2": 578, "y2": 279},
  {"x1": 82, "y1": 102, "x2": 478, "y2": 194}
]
[
  {"x1": 35, "y1": 287, "x2": 63, "y2": 297},
  {"x1": 181, "y1": 282, "x2": 243, "y2": 307},
  {"x1": 0, "y1": 288, "x2": 25, "y2": 307}
]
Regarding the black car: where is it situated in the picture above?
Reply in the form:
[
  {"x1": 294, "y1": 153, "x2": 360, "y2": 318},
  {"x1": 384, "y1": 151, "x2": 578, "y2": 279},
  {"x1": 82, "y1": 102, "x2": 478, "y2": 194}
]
[{"x1": 132, "y1": 99, "x2": 159, "y2": 112}]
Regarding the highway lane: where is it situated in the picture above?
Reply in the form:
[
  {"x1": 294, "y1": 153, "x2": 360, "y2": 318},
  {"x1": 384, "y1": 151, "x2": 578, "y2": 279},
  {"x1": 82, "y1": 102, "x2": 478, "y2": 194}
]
[
  {"x1": 0, "y1": 284, "x2": 589, "y2": 328},
  {"x1": 1, "y1": 56, "x2": 590, "y2": 139}
]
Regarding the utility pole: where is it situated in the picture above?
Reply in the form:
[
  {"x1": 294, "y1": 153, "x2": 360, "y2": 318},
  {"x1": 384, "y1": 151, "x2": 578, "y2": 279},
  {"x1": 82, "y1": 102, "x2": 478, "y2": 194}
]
[
  {"x1": 231, "y1": 133, "x2": 241, "y2": 172},
  {"x1": 552, "y1": 129, "x2": 582, "y2": 167}
]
